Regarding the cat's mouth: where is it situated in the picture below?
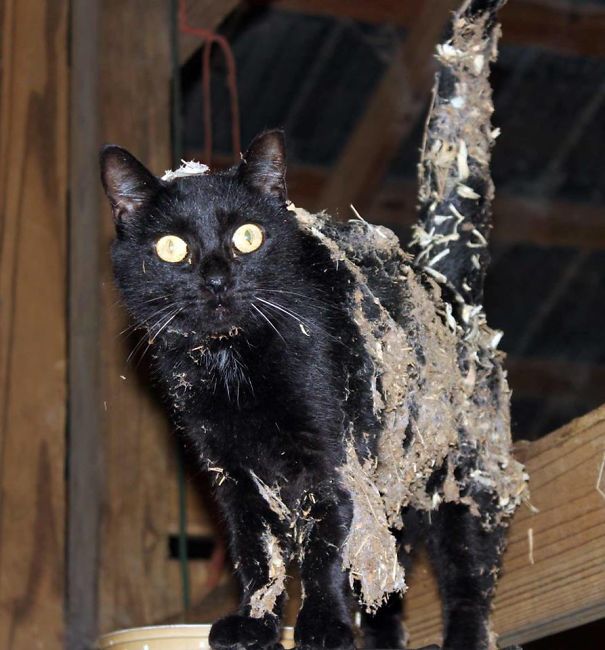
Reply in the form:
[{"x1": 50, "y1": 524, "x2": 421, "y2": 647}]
[
  {"x1": 208, "y1": 298, "x2": 235, "y2": 321},
  {"x1": 200, "y1": 297, "x2": 241, "y2": 335}
]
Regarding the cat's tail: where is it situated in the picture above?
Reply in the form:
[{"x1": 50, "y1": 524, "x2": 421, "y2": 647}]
[{"x1": 411, "y1": 0, "x2": 506, "y2": 322}]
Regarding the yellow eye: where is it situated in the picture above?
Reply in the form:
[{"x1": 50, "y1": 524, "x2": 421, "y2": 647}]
[
  {"x1": 232, "y1": 223, "x2": 264, "y2": 254},
  {"x1": 155, "y1": 235, "x2": 188, "y2": 263}
]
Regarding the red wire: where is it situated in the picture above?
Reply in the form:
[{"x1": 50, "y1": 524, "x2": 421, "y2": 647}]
[
  {"x1": 179, "y1": 0, "x2": 241, "y2": 164},
  {"x1": 202, "y1": 41, "x2": 213, "y2": 162}
]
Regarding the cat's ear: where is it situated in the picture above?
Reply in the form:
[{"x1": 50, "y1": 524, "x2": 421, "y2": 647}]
[
  {"x1": 99, "y1": 145, "x2": 161, "y2": 222},
  {"x1": 238, "y1": 130, "x2": 287, "y2": 203}
]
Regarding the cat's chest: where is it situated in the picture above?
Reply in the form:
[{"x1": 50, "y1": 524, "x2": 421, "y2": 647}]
[
  {"x1": 172, "y1": 383, "x2": 336, "y2": 484},
  {"x1": 163, "y1": 345, "x2": 290, "y2": 413},
  {"x1": 157, "y1": 335, "x2": 345, "y2": 482}
]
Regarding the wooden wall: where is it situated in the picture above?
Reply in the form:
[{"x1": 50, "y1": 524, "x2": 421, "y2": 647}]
[{"x1": 0, "y1": 1, "x2": 69, "y2": 649}]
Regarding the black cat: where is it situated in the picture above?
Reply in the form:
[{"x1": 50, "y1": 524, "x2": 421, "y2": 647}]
[
  {"x1": 99, "y1": 4, "x2": 527, "y2": 649},
  {"x1": 101, "y1": 133, "x2": 370, "y2": 649}
]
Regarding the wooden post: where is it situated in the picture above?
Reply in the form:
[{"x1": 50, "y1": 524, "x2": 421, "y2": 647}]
[
  {"x1": 0, "y1": 1, "x2": 69, "y2": 649},
  {"x1": 67, "y1": 1, "x2": 102, "y2": 649}
]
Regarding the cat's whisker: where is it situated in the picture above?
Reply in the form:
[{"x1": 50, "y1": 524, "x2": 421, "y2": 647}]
[
  {"x1": 133, "y1": 307, "x2": 183, "y2": 369},
  {"x1": 149, "y1": 306, "x2": 184, "y2": 343},
  {"x1": 118, "y1": 301, "x2": 177, "y2": 338},
  {"x1": 255, "y1": 297, "x2": 322, "y2": 338},
  {"x1": 255, "y1": 297, "x2": 309, "y2": 327},
  {"x1": 256, "y1": 296, "x2": 343, "y2": 344},
  {"x1": 118, "y1": 294, "x2": 169, "y2": 313},
  {"x1": 126, "y1": 331, "x2": 151, "y2": 365},
  {"x1": 250, "y1": 303, "x2": 287, "y2": 344},
  {"x1": 256, "y1": 284, "x2": 333, "y2": 298},
  {"x1": 135, "y1": 294, "x2": 171, "y2": 306},
  {"x1": 126, "y1": 305, "x2": 182, "y2": 365},
  {"x1": 255, "y1": 288, "x2": 336, "y2": 311}
]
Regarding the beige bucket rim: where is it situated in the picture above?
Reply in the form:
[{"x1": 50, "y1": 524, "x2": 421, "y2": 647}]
[{"x1": 98, "y1": 624, "x2": 295, "y2": 647}]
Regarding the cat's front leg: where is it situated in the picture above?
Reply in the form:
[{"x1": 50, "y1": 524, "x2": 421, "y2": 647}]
[
  {"x1": 209, "y1": 476, "x2": 291, "y2": 650},
  {"x1": 295, "y1": 480, "x2": 354, "y2": 650}
]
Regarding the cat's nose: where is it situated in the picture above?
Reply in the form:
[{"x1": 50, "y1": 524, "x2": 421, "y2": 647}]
[
  {"x1": 203, "y1": 272, "x2": 230, "y2": 296},
  {"x1": 200, "y1": 254, "x2": 232, "y2": 297}
]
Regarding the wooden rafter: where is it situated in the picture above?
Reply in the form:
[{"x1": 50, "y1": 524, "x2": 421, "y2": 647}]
[
  {"x1": 371, "y1": 180, "x2": 605, "y2": 251},
  {"x1": 274, "y1": 0, "x2": 605, "y2": 58},
  {"x1": 406, "y1": 405, "x2": 605, "y2": 646},
  {"x1": 316, "y1": 0, "x2": 458, "y2": 216},
  {"x1": 506, "y1": 358, "x2": 605, "y2": 405}
]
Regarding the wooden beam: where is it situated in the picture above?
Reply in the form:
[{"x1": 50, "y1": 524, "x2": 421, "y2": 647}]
[
  {"x1": 68, "y1": 1, "x2": 102, "y2": 648},
  {"x1": 406, "y1": 404, "x2": 605, "y2": 646},
  {"x1": 316, "y1": 0, "x2": 457, "y2": 217},
  {"x1": 501, "y1": 0, "x2": 605, "y2": 58},
  {"x1": 492, "y1": 195, "x2": 605, "y2": 251},
  {"x1": 0, "y1": 1, "x2": 68, "y2": 649},
  {"x1": 371, "y1": 180, "x2": 605, "y2": 251},
  {"x1": 179, "y1": 0, "x2": 241, "y2": 64},
  {"x1": 274, "y1": 0, "x2": 605, "y2": 58},
  {"x1": 506, "y1": 358, "x2": 605, "y2": 405},
  {"x1": 273, "y1": 0, "x2": 422, "y2": 26}
]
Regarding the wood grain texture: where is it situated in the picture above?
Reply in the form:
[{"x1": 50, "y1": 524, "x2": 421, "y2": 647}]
[
  {"x1": 0, "y1": 1, "x2": 68, "y2": 649},
  {"x1": 405, "y1": 404, "x2": 605, "y2": 647},
  {"x1": 67, "y1": 1, "x2": 102, "y2": 648},
  {"x1": 98, "y1": 0, "x2": 214, "y2": 633}
]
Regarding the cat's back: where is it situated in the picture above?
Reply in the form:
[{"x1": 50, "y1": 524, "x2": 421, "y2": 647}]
[{"x1": 288, "y1": 204, "x2": 527, "y2": 527}]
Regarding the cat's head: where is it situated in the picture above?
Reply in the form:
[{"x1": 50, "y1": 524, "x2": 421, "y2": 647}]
[{"x1": 100, "y1": 130, "x2": 324, "y2": 348}]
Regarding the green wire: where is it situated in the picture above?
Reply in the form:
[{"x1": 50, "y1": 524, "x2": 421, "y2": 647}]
[
  {"x1": 170, "y1": 0, "x2": 191, "y2": 615},
  {"x1": 176, "y1": 447, "x2": 191, "y2": 613}
]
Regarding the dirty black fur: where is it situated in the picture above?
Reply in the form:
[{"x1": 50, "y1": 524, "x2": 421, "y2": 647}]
[{"x1": 100, "y1": 131, "x2": 505, "y2": 650}]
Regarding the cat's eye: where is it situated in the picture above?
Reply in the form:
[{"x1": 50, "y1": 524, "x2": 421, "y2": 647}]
[
  {"x1": 232, "y1": 224, "x2": 264, "y2": 254},
  {"x1": 155, "y1": 235, "x2": 188, "y2": 263}
]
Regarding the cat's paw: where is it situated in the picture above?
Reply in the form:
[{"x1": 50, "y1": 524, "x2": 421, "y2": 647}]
[
  {"x1": 209, "y1": 614, "x2": 282, "y2": 650},
  {"x1": 295, "y1": 609, "x2": 355, "y2": 650}
]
